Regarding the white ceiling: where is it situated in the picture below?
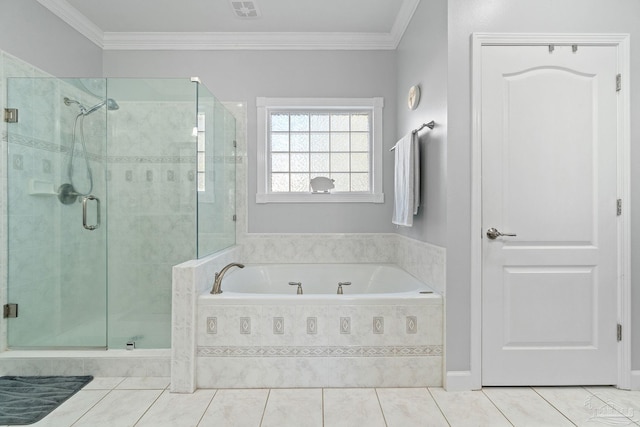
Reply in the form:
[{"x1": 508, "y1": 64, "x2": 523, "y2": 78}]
[{"x1": 36, "y1": 0, "x2": 421, "y2": 50}]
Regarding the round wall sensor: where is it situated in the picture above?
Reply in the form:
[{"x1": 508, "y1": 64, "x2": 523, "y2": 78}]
[{"x1": 408, "y1": 85, "x2": 420, "y2": 110}]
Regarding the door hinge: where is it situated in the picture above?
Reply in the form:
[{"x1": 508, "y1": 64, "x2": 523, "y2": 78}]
[
  {"x1": 232, "y1": 214, "x2": 237, "y2": 222},
  {"x1": 4, "y1": 108, "x2": 18, "y2": 123},
  {"x1": 617, "y1": 199, "x2": 622, "y2": 216},
  {"x1": 3, "y1": 303, "x2": 18, "y2": 318},
  {"x1": 233, "y1": 140, "x2": 237, "y2": 148},
  {"x1": 617, "y1": 323, "x2": 622, "y2": 342},
  {"x1": 616, "y1": 74, "x2": 622, "y2": 92}
]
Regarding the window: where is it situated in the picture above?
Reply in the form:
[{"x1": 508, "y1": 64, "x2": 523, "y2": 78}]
[{"x1": 256, "y1": 97, "x2": 384, "y2": 203}]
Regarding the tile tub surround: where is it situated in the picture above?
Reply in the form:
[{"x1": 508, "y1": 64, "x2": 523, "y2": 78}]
[
  {"x1": 195, "y1": 301, "x2": 443, "y2": 388},
  {"x1": 172, "y1": 250, "x2": 443, "y2": 391},
  {"x1": 171, "y1": 246, "x2": 242, "y2": 393},
  {"x1": 237, "y1": 233, "x2": 445, "y2": 295}
]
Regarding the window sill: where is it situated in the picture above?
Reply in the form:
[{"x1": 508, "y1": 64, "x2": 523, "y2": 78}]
[{"x1": 256, "y1": 192, "x2": 384, "y2": 204}]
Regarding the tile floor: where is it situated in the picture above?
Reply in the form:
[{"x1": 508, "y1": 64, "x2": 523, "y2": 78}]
[{"x1": 5, "y1": 377, "x2": 640, "y2": 427}]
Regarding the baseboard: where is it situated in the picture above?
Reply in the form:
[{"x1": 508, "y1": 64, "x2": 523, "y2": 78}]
[
  {"x1": 631, "y1": 370, "x2": 640, "y2": 390},
  {"x1": 444, "y1": 371, "x2": 479, "y2": 391}
]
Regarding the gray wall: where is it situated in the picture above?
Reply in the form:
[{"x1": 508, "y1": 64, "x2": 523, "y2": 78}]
[
  {"x1": 103, "y1": 50, "x2": 398, "y2": 234},
  {"x1": 445, "y1": 0, "x2": 640, "y2": 372},
  {"x1": 395, "y1": 0, "x2": 447, "y2": 247},
  {"x1": 0, "y1": 0, "x2": 102, "y2": 76}
]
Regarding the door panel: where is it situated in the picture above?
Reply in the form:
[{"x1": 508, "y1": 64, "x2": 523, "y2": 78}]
[
  {"x1": 503, "y1": 267, "x2": 595, "y2": 346},
  {"x1": 481, "y1": 45, "x2": 618, "y2": 385},
  {"x1": 6, "y1": 77, "x2": 107, "y2": 348}
]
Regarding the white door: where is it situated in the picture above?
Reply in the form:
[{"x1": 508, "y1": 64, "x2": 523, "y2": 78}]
[{"x1": 481, "y1": 44, "x2": 619, "y2": 385}]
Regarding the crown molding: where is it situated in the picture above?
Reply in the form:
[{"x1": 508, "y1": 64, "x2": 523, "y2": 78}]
[
  {"x1": 390, "y1": 0, "x2": 421, "y2": 47},
  {"x1": 37, "y1": 0, "x2": 419, "y2": 51},
  {"x1": 36, "y1": 0, "x2": 104, "y2": 47},
  {"x1": 101, "y1": 32, "x2": 397, "y2": 51}
]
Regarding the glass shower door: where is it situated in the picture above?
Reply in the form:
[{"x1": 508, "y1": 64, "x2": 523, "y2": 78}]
[{"x1": 6, "y1": 77, "x2": 108, "y2": 348}]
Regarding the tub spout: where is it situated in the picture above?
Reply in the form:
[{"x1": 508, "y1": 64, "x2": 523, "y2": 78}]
[{"x1": 211, "y1": 263, "x2": 244, "y2": 294}]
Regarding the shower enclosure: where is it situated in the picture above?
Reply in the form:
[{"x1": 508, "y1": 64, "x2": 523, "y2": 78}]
[{"x1": 5, "y1": 77, "x2": 236, "y2": 349}]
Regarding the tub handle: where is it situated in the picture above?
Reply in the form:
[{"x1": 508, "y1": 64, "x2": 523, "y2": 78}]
[
  {"x1": 289, "y1": 282, "x2": 303, "y2": 295},
  {"x1": 337, "y1": 282, "x2": 351, "y2": 294}
]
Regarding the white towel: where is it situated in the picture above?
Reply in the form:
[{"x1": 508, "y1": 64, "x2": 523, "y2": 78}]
[{"x1": 392, "y1": 132, "x2": 420, "y2": 227}]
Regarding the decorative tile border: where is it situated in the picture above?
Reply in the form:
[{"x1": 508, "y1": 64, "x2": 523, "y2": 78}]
[
  {"x1": 406, "y1": 316, "x2": 417, "y2": 334},
  {"x1": 206, "y1": 317, "x2": 217, "y2": 334},
  {"x1": 6, "y1": 133, "x2": 196, "y2": 164},
  {"x1": 240, "y1": 317, "x2": 251, "y2": 334},
  {"x1": 340, "y1": 317, "x2": 351, "y2": 334},
  {"x1": 306, "y1": 317, "x2": 317, "y2": 334},
  {"x1": 197, "y1": 345, "x2": 442, "y2": 358},
  {"x1": 373, "y1": 317, "x2": 384, "y2": 334},
  {"x1": 273, "y1": 317, "x2": 284, "y2": 334}
]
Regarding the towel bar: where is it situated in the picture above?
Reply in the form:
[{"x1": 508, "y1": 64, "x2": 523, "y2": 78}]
[{"x1": 390, "y1": 121, "x2": 435, "y2": 151}]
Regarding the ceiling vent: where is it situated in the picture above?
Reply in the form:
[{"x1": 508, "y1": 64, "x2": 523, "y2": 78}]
[{"x1": 230, "y1": 1, "x2": 261, "y2": 19}]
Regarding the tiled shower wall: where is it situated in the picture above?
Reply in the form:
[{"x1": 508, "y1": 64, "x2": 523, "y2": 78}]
[
  {"x1": 0, "y1": 52, "x2": 201, "y2": 350},
  {"x1": 106, "y1": 101, "x2": 196, "y2": 349},
  {"x1": 1, "y1": 53, "x2": 109, "y2": 348}
]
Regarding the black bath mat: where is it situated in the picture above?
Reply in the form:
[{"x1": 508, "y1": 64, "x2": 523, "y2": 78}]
[{"x1": 0, "y1": 375, "x2": 93, "y2": 425}]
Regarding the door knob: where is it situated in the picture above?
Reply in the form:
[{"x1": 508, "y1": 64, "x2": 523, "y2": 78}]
[{"x1": 486, "y1": 227, "x2": 516, "y2": 240}]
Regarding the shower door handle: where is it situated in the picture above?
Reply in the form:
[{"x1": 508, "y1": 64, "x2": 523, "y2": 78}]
[{"x1": 82, "y1": 195, "x2": 101, "y2": 231}]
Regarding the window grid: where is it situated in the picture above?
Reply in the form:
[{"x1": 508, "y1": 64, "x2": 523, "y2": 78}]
[{"x1": 268, "y1": 111, "x2": 371, "y2": 193}]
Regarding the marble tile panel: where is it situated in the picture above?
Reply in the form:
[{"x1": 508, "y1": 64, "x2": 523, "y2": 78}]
[
  {"x1": 429, "y1": 388, "x2": 511, "y2": 427},
  {"x1": 395, "y1": 235, "x2": 446, "y2": 294},
  {"x1": 82, "y1": 357, "x2": 149, "y2": 377},
  {"x1": 323, "y1": 388, "x2": 386, "y2": 427},
  {"x1": 326, "y1": 356, "x2": 442, "y2": 388},
  {"x1": 197, "y1": 356, "x2": 327, "y2": 388},
  {"x1": 376, "y1": 388, "x2": 448, "y2": 427},
  {"x1": 393, "y1": 306, "x2": 433, "y2": 346},
  {"x1": 73, "y1": 389, "x2": 162, "y2": 427},
  {"x1": 198, "y1": 305, "x2": 264, "y2": 346},
  {"x1": 483, "y1": 387, "x2": 574, "y2": 426},
  {"x1": 260, "y1": 305, "x2": 296, "y2": 346},
  {"x1": 239, "y1": 234, "x2": 397, "y2": 264},
  {"x1": 326, "y1": 306, "x2": 381, "y2": 346},
  {"x1": 293, "y1": 305, "x2": 331, "y2": 346},
  {"x1": 48, "y1": 358, "x2": 85, "y2": 376},
  {"x1": 115, "y1": 376, "x2": 170, "y2": 390},
  {"x1": 261, "y1": 388, "x2": 323, "y2": 427},
  {"x1": 199, "y1": 389, "x2": 268, "y2": 426},
  {"x1": 135, "y1": 389, "x2": 216, "y2": 427},
  {"x1": 31, "y1": 390, "x2": 109, "y2": 427},
  {"x1": 144, "y1": 357, "x2": 171, "y2": 377},
  {"x1": 82, "y1": 377, "x2": 126, "y2": 390}
]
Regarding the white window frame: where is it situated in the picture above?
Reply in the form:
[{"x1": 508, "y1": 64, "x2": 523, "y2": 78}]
[{"x1": 256, "y1": 97, "x2": 384, "y2": 203}]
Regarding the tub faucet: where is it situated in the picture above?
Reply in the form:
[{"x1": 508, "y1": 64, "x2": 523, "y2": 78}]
[
  {"x1": 210, "y1": 263, "x2": 244, "y2": 294},
  {"x1": 337, "y1": 282, "x2": 351, "y2": 294},
  {"x1": 289, "y1": 282, "x2": 303, "y2": 294}
]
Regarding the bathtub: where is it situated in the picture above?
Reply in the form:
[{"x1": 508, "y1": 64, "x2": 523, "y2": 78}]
[
  {"x1": 209, "y1": 263, "x2": 438, "y2": 301},
  {"x1": 181, "y1": 263, "x2": 443, "y2": 389}
]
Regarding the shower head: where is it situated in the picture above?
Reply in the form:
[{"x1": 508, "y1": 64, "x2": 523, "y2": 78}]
[
  {"x1": 84, "y1": 98, "x2": 119, "y2": 115},
  {"x1": 63, "y1": 96, "x2": 119, "y2": 115}
]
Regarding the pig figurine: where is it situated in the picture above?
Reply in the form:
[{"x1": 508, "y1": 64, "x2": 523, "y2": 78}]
[{"x1": 310, "y1": 176, "x2": 335, "y2": 193}]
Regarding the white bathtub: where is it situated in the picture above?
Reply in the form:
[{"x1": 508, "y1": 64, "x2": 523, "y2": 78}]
[
  {"x1": 205, "y1": 263, "x2": 438, "y2": 302},
  {"x1": 187, "y1": 263, "x2": 443, "y2": 389}
]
